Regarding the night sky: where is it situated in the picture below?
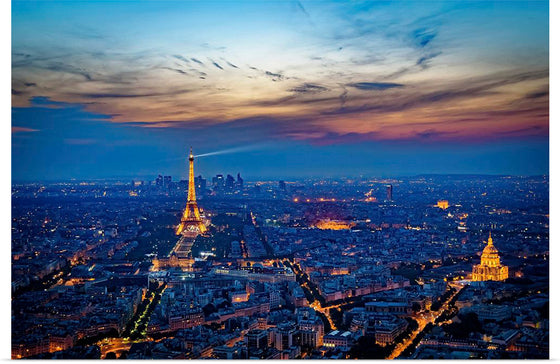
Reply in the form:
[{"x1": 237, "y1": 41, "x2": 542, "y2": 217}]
[{"x1": 12, "y1": 1, "x2": 549, "y2": 181}]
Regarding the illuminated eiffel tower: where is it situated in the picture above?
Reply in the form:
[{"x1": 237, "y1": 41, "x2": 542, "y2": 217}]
[{"x1": 176, "y1": 147, "x2": 207, "y2": 236}]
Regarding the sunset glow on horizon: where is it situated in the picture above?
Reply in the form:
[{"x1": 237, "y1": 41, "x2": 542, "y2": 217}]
[{"x1": 12, "y1": 1, "x2": 549, "y2": 180}]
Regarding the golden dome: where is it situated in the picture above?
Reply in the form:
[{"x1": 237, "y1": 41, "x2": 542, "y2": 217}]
[
  {"x1": 482, "y1": 237, "x2": 499, "y2": 256},
  {"x1": 472, "y1": 232, "x2": 508, "y2": 282},
  {"x1": 482, "y1": 245, "x2": 498, "y2": 255}
]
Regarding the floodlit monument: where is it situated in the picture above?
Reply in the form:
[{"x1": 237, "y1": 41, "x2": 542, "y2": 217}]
[{"x1": 472, "y1": 232, "x2": 509, "y2": 281}]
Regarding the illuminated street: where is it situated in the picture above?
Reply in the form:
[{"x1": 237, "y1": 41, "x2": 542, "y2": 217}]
[{"x1": 388, "y1": 285, "x2": 464, "y2": 359}]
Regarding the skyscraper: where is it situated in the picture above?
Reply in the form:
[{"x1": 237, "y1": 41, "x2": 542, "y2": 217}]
[
  {"x1": 386, "y1": 184, "x2": 393, "y2": 201},
  {"x1": 155, "y1": 174, "x2": 163, "y2": 188},
  {"x1": 163, "y1": 175, "x2": 172, "y2": 189},
  {"x1": 237, "y1": 173, "x2": 244, "y2": 190},
  {"x1": 226, "y1": 174, "x2": 235, "y2": 190},
  {"x1": 194, "y1": 175, "x2": 206, "y2": 195},
  {"x1": 212, "y1": 174, "x2": 224, "y2": 190}
]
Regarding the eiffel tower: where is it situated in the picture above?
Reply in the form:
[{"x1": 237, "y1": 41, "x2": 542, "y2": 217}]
[{"x1": 176, "y1": 147, "x2": 207, "y2": 236}]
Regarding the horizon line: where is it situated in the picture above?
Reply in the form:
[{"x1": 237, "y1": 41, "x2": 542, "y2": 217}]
[{"x1": 11, "y1": 173, "x2": 550, "y2": 184}]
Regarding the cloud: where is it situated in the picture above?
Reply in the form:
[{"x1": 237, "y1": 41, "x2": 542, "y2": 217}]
[
  {"x1": 29, "y1": 96, "x2": 77, "y2": 109},
  {"x1": 189, "y1": 69, "x2": 207, "y2": 77},
  {"x1": 383, "y1": 67, "x2": 411, "y2": 79},
  {"x1": 13, "y1": 54, "x2": 95, "y2": 82},
  {"x1": 13, "y1": 48, "x2": 547, "y2": 146},
  {"x1": 210, "y1": 60, "x2": 224, "y2": 70},
  {"x1": 225, "y1": 61, "x2": 239, "y2": 69},
  {"x1": 12, "y1": 126, "x2": 38, "y2": 133},
  {"x1": 411, "y1": 27, "x2": 437, "y2": 48},
  {"x1": 13, "y1": 52, "x2": 31, "y2": 58},
  {"x1": 46, "y1": 62, "x2": 93, "y2": 81},
  {"x1": 416, "y1": 51, "x2": 441, "y2": 69},
  {"x1": 415, "y1": 129, "x2": 457, "y2": 139},
  {"x1": 383, "y1": 52, "x2": 441, "y2": 79},
  {"x1": 338, "y1": 88, "x2": 348, "y2": 108},
  {"x1": 290, "y1": 83, "x2": 328, "y2": 94},
  {"x1": 293, "y1": 0, "x2": 315, "y2": 27},
  {"x1": 525, "y1": 90, "x2": 548, "y2": 99},
  {"x1": 347, "y1": 82, "x2": 404, "y2": 91},
  {"x1": 81, "y1": 93, "x2": 157, "y2": 98},
  {"x1": 264, "y1": 71, "x2": 284, "y2": 81},
  {"x1": 172, "y1": 55, "x2": 190, "y2": 64},
  {"x1": 190, "y1": 58, "x2": 204, "y2": 65},
  {"x1": 295, "y1": 1, "x2": 310, "y2": 18},
  {"x1": 247, "y1": 66, "x2": 287, "y2": 81},
  {"x1": 329, "y1": 69, "x2": 548, "y2": 116},
  {"x1": 495, "y1": 125, "x2": 545, "y2": 137},
  {"x1": 161, "y1": 67, "x2": 188, "y2": 76},
  {"x1": 9, "y1": 2, "x2": 548, "y2": 148}
]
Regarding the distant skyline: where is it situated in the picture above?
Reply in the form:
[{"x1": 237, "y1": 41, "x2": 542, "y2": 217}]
[{"x1": 12, "y1": 1, "x2": 549, "y2": 180}]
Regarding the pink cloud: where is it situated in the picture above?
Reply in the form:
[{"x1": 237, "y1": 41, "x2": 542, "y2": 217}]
[{"x1": 12, "y1": 127, "x2": 38, "y2": 133}]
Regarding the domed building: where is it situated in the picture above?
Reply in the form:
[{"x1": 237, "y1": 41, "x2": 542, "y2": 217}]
[{"x1": 472, "y1": 232, "x2": 508, "y2": 281}]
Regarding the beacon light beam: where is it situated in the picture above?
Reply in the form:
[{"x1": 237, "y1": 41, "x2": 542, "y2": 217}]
[
  {"x1": 195, "y1": 144, "x2": 270, "y2": 158},
  {"x1": 148, "y1": 144, "x2": 269, "y2": 167}
]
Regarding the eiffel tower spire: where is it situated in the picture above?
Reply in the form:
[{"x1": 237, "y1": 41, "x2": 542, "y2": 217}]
[
  {"x1": 187, "y1": 147, "x2": 196, "y2": 203},
  {"x1": 176, "y1": 147, "x2": 207, "y2": 236}
]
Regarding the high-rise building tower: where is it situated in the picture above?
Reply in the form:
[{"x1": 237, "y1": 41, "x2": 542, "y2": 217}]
[
  {"x1": 237, "y1": 173, "x2": 244, "y2": 190},
  {"x1": 176, "y1": 148, "x2": 207, "y2": 236},
  {"x1": 163, "y1": 175, "x2": 172, "y2": 189},
  {"x1": 225, "y1": 174, "x2": 235, "y2": 190},
  {"x1": 194, "y1": 175, "x2": 206, "y2": 195},
  {"x1": 386, "y1": 184, "x2": 393, "y2": 201},
  {"x1": 212, "y1": 174, "x2": 224, "y2": 190}
]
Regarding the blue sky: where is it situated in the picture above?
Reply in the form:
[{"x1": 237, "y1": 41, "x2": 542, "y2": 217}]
[{"x1": 12, "y1": 1, "x2": 549, "y2": 180}]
